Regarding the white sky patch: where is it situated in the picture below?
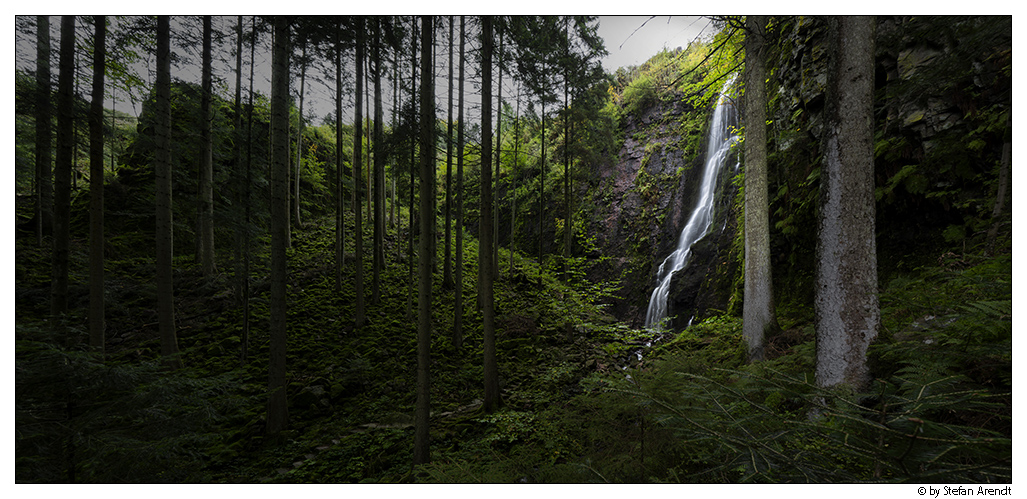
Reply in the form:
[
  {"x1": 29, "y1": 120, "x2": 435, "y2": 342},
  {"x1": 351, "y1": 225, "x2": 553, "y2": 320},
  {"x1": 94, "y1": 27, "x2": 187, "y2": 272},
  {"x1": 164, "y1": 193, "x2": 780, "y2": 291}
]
[{"x1": 597, "y1": 15, "x2": 717, "y2": 73}]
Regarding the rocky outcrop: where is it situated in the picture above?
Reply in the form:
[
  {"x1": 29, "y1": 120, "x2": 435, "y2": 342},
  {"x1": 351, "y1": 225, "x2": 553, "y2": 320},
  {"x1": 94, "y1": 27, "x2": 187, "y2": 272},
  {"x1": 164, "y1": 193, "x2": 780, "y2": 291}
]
[{"x1": 584, "y1": 92, "x2": 740, "y2": 329}]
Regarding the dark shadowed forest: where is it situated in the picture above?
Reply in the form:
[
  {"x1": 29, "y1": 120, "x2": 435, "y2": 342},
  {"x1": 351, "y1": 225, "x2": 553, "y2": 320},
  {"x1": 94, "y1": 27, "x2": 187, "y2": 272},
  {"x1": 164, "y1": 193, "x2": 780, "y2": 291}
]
[{"x1": 14, "y1": 15, "x2": 1011, "y2": 484}]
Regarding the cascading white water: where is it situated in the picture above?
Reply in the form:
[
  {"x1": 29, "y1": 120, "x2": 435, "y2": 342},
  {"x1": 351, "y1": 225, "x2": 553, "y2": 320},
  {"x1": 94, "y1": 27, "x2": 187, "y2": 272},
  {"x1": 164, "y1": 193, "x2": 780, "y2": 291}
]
[{"x1": 644, "y1": 75, "x2": 740, "y2": 331}]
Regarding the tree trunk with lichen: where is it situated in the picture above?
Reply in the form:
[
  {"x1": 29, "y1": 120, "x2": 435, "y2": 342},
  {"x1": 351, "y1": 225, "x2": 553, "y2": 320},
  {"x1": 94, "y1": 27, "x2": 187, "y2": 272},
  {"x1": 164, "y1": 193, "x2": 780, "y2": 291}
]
[{"x1": 814, "y1": 15, "x2": 878, "y2": 391}]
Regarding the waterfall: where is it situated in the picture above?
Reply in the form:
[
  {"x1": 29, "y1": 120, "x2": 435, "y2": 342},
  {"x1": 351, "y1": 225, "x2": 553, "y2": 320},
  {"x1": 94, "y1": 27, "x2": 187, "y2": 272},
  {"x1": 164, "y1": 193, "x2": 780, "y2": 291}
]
[{"x1": 644, "y1": 75, "x2": 739, "y2": 331}]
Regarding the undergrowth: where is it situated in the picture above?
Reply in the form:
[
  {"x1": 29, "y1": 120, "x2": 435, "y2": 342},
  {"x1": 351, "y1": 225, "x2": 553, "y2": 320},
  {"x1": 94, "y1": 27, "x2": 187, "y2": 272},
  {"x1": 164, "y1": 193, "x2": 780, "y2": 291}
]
[{"x1": 14, "y1": 206, "x2": 1011, "y2": 483}]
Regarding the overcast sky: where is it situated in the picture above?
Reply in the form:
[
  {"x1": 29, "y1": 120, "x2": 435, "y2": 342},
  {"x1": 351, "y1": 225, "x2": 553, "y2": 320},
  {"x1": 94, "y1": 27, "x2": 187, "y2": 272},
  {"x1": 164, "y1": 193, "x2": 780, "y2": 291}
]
[
  {"x1": 597, "y1": 16, "x2": 717, "y2": 73},
  {"x1": 12, "y1": 15, "x2": 723, "y2": 122}
]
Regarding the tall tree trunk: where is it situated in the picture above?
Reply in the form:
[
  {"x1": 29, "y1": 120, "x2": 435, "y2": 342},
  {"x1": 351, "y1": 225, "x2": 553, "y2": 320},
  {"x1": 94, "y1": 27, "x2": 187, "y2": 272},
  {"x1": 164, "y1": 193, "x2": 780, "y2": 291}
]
[
  {"x1": 51, "y1": 15, "x2": 75, "y2": 324},
  {"x1": 233, "y1": 16, "x2": 245, "y2": 307},
  {"x1": 453, "y1": 16, "x2": 466, "y2": 349},
  {"x1": 155, "y1": 16, "x2": 180, "y2": 368},
  {"x1": 294, "y1": 40, "x2": 307, "y2": 232},
  {"x1": 538, "y1": 96, "x2": 546, "y2": 279},
  {"x1": 365, "y1": 56, "x2": 372, "y2": 227},
  {"x1": 413, "y1": 14, "x2": 435, "y2": 467},
  {"x1": 391, "y1": 49, "x2": 398, "y2": 230},
  {"x1": 89, "y1": 15, "x2": 106, "y2": 355},
  {"x1": 335, "y1": 20, "x2": 345, "y2": 292},
  {"x1": 562, "y1": 21, "x2": 571, "y2": 281},
  {"x1": 352, "y1": 16, "x2": 366, "y2": 328},
  {"x1": 267, "y1": 15, "x2": 292, "y2": 436},
  {"x1": 814, "y1": 15, "x2": 878, "y2": 391},
  {"x1": 493, "y1": 27, "x2": 503, "y2": 281},
  {"x1": 510, "y1": 85, "x2": 521, "y2": 274},
  {"x1": 743, "y1": 15, "x2": 778, "y2": 363},
  {"x1": 35, "y1": 15, "x2": 52, "y2": 246},
  {"x1": 199, "y1": 15, "x2": 216, "y2": 276},
  {"x1": 480, "y1": 16, "x2": 500, "y2": 413},
  {"x1": 373, "y1": 18, "x2": 384, "y2": 305},
  {"x1": 406, "y1": 16, "x2": 417, "y2": 322},
  {"x1": 443, "y1": 15, "x2": 455, "y2": 290},
  {"x1": 242, "y1": 16, "x2": 257, "y2": 365}
]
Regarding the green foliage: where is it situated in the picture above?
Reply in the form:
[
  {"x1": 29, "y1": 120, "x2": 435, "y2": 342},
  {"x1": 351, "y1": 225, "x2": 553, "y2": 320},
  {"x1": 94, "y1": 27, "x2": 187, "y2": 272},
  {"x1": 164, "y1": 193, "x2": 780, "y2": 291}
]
[
  {"x1": 15, "y1": 323, "x2": 245, "y2": 483},
  {"x1": 621, "y1": 73, "x2": 659, "y2": 116}
]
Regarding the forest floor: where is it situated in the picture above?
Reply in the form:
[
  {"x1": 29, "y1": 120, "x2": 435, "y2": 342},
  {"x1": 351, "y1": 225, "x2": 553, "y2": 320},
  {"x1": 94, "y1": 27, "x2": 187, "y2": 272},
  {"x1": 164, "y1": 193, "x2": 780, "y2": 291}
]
[{"x1": 14, "y1": 205, "x2": 1012, "y2": 483}]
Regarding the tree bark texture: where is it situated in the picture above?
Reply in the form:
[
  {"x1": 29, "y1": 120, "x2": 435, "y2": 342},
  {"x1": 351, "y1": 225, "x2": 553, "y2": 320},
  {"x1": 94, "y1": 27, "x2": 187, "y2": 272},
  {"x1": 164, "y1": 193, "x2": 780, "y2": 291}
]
[
  {"x1": 89, "y1": 15, "x2": 106, "y2": 354},
  {"x1": 481, "y1": 16, "x2": 500, "y2": 413},
  {"x1": 51, "y1": 15, "x2": 75, "y2": 323},
  {"x1": 199, "y1": 16, "x2": 216, "y2": 276},
  {"x1": 743, "y1": 15, "x2": 776, "y2": 363},
  {"x1": 155, "y1": 16, "x2": 181, "y2": 368},
  {"x1": 35, "y1": 15, "x2": 52, "y2": 246},
  {"x1": 267, "y1": 15, "x2": 291, "y2": 436},
  {"x1": 352, "y1": 17, "x2": 366, "y2": 328},
  {"x1": 295, "y1": 41, "x2": 306, "y2": 232},
  {"x1": 413, "y1": 15, "x2": 434, "y2": 466},
  {"x1": 453, "y1": 16, "x2": 466, "y2": 349},
  {"x1": 373, "y1": 19, "x2": 385, "y2": 304},
  {"x1": 335, "y1": 22, "x2": 345, "y2": 291},
  {"x1": 814, "y1": 16, "x2": 879, "y2": 391},
  {"x1": 443, "y1": 16, "x2": 455, "y2": 290}
]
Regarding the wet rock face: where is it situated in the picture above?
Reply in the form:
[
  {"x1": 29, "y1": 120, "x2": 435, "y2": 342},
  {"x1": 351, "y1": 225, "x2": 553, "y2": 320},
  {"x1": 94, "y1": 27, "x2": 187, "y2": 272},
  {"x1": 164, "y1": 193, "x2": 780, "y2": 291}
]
[{"x1": 586, "y1": 93, "x2": 740, "y2": 329}]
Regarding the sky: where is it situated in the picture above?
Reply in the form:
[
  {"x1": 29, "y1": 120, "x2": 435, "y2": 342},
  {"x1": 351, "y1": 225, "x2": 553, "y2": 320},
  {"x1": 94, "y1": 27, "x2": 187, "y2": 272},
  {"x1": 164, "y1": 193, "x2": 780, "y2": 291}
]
[
  {"x1": 597, "y1": 16, "x2": 717, "y2": 73},
  {"x1": 12, "y1": 15, "x2": 722, "y2": 123}
]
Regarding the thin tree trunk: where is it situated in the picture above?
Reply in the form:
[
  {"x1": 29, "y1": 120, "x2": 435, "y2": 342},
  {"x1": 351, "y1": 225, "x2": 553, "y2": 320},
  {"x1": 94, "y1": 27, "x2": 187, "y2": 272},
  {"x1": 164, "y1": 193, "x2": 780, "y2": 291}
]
[
  {"x1": 353, "y1": 17, "x2": 366, "y2": 328},
  {"x1": 494, "y1": 27, "x2": 503, "y2": 281},
  {"x1": 538, "y1": 97, "x2": 546, "y2": 281},
  {"x1": 443, "y1": 15, "x2": 455, "y2": 290},
  {"x1": 155, "y1": 15, "x2": 180, "y2": 368},
  {"x1": 35, "y1": 15, "x2": 52, "y2": 246},
  {"x1": 51, "y1": 15, "x2": 75, "y2": 325},
  {"x1": 743, "y1": 15, "x2": 777, "y2": 362},
  {"x1": 267, "y1": 15, "x2": 292, "y2": 436},
  {"x1": 199, "y1": 15, "x2": 216, "y2": 276},
  {"x1": 294, "y1": 40, "x2": 307, "y2": 232},
  {"x1": 391, "y1": 48, "x2": 398, "y2": 230},
  {"x1": 233, "y1": 16, "x2": 245, "y2": 307},
  {"x1": 88, "y1": 15, "x2": 106, "y2": 355},
  {"x1": 335, "y1": 20, "x2": 345, "y2": 291},
  {"x1": 242, "y1": 16, "x2": 257, "y2": 365},
  {"x1": 373, "y1": 18, "x2": 384, "y2": 304},
  {"x1": 406, "y1": 16, "x2": 417, "y2": 322},
  {"x1": 413, "y1": 14, "x2": 434, "y2": 467},
  {"x1": 453, "y1": 16, "x2": 466, "y2": 349},
  {"x1": 562, "y1": 22, "x2": 571, "y2": 281},
  {"x1": 365, "y1": 56, "x2": 372, "y2": 227},
  {"x1": 481, "y1": 16, "x2": 500, "y2": 413},
  {"x1": 510, "y1": 85, "x2": 520, "y2": 274}
]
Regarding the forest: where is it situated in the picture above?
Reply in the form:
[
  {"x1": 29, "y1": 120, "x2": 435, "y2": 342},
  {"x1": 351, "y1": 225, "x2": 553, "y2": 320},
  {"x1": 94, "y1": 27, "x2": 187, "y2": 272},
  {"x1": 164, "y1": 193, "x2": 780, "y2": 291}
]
[{"x1": 13, "y1": 15, "x2": 1012, "y2": 484}]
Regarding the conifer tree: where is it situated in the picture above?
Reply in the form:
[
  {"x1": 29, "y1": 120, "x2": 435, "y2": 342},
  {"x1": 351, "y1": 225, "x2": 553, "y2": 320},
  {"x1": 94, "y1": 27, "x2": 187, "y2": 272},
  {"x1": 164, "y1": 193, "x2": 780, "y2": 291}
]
[
  {"x1": 35, "y1": 15, "x2": 52, "y2": 247},
  {"x1": 372, "y1": 17, "x2": 385, "y2": 304},
  {"x1": 443, "y1": 15, "x2": 455, "y2": 290},
  {"x1": 452, "y1": 16, "x2": 466, "y2": 348},
  {"x1": 742, "y1": 15, "x2": 778, "y2": 362},
  {"x1": 814, "y1": 16, "x2": 878, "y2": 390},
  {"x1": 154, "y1": 15, "x2": 180, "y2": 368},
  {"x1": 413, "y1": 14, "x2": 434, "y2": 466},
  {"x1": 198, "y1": 16, "x2": 216, "y2": 277},
  {"x1": 481, "y1": 16, "x2": 500, "y2": 413},
  {"x1": 267, "y1": 15, "x2": 292, "y2": 435},
  {"x1": 51, "y1": 15, "x2": 75, "y2": 324},
  {"x1": 352, "y1": 16, "x2": 366, "y2": 328},
  {"x1": 88, "y1": 15, "x2": 106, "y2": 354}
]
